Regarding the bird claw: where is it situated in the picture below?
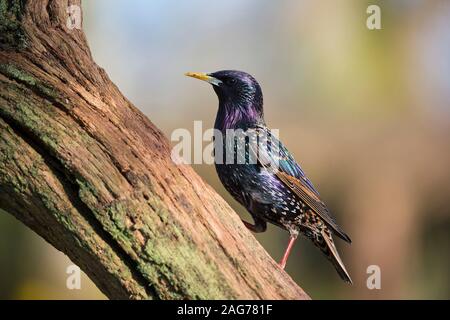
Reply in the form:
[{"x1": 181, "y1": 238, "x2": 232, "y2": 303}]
[{"x1": 241, "y1": 218, "x2": 266, "y2": 233}]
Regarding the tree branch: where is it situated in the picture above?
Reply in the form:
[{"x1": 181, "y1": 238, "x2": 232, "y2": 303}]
[{"x1": 0, "y1": 0, "x2": 309, "y2": 299}]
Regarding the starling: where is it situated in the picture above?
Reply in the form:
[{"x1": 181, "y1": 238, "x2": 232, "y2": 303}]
[{"x1": 186, "y1": 70, "x2": 352, "y2": 283}]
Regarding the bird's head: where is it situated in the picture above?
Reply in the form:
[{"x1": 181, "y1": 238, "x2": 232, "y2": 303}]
[{"x1": 186, "y1": 70, "x2": 264, "y2": 129}]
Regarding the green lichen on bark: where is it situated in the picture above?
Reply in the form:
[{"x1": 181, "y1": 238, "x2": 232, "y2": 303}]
[
  {"x1": 0, "y1": 64, "x2": 61, "y2": 103},
  {"x1": 141, "y1": 238, "x2": 230, "y2": 299},
  {"x1": 93, "y1": 189, "x2": 236, "y2": 299},
  {"x1": 0, "y1": 0, "x2": 27, "y2": 49},
  {"x1": 141, "y1": 197, "x2": 234, "y2": 299},
  {"x1": 0, "y1": 118, "x2": 149, "y2": 299},
  {"x1": 0, "y1": 97, "x2": 59, "y2": 152}
]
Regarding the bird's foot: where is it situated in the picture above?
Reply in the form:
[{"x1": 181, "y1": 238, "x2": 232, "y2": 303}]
[
  {"x1": 241, "y1": 218, "x2": 267, "y2": 233},
  {"x1": 278, "y1": 236, "x2": 297, "y2": 270}
]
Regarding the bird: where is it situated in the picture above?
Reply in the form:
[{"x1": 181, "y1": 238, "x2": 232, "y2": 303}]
[{"x1": 185, "y1": 70, "x2": 352, "y2": 284}]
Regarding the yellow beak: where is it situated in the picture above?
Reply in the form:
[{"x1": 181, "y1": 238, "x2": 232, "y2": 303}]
[{"x1": 185, "y1": 72, "x2": 222, "y2": 86}]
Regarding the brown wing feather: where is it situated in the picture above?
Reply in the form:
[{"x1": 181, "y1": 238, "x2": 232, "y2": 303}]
[{"x1": 276, "y1": 171, "x2": 351, "y2": 243}]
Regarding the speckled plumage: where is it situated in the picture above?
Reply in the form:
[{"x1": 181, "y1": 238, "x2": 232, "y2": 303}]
[{"x1": 187, "y1": 70, "x2": 352, "y2": 283}]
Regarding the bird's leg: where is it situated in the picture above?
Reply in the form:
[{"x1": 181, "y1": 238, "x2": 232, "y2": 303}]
[
  {"x1": 279, "y1": 235, "x2": 297, "y2": 269},
  {"x1": 242, "y1": 216, "x2": 267, "y2": 233}
]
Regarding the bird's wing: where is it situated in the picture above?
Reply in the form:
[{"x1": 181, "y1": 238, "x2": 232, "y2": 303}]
[{"x1": 249, "y1": 126, "x2": 351, "y2": 243}]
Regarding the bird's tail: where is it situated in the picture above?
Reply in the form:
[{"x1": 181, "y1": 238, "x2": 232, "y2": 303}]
[{"x1": 318, "y1": 229, "x2": 353, "y2": 284}]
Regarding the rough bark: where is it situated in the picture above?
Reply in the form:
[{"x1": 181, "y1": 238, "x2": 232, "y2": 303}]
[{"x1": 0, "y1": 0, "x2": 309, "y2": 299}]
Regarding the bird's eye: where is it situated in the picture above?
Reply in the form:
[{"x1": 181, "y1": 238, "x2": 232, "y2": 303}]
[{"x1": 227, "y1": 78, "x2": 237, "y2": 85}]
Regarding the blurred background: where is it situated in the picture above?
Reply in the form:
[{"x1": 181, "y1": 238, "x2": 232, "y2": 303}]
[{"x1": 1, "y1": 0, "x2": 449, "y2": 299}]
